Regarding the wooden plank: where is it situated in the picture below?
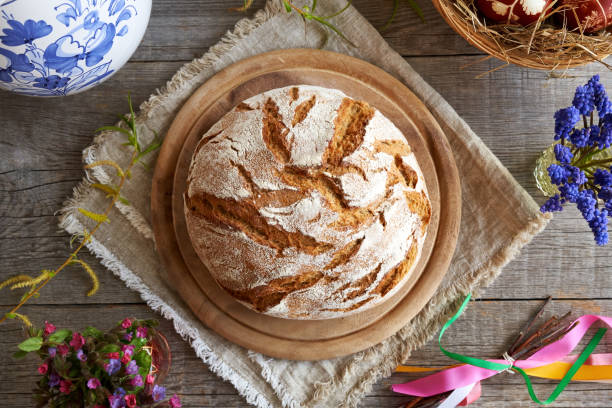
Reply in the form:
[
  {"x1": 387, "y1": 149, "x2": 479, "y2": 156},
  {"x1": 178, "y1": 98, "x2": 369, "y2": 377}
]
[
  {"x1": 130, "y1": 0, "x2": 480, "y2": 62},
  {"x1": 1, "y1": 301, "x2": 611, "y2": 405},
  {"x1": 1, "y1": 58, "x2": 611, "y2": 306},
  {"x1": 0, "y1": 6, "x2": 610, "y2": 402}
]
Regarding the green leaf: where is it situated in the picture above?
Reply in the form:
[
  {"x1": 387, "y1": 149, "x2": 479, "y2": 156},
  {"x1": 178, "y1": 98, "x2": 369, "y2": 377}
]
[
  {"x1": 83, "y1": 326, "x2": 103, "y2": 338},
  {"x1": 591, "y1": 146, "x2": 612, "y2": 162},
  {"x1": 310, "y1": 15, "x2": 356, "y2": 47},
  {"x1": 403, "y1": 0, "x2": 425, "y2": 23},
  {"x1": 91, "y1": 183, "x2": 119, "y2": 197},
  {"x1": 96, "y1": 125, "x2": 132, "y2": 138},
  {"x1": 133, "y1": 350, "x2": 152, "y2": 374},
  {"x1": 381, "y1": 0, "x2": 400, "y2": 32},
  {"x1": 283, "y1": 0, "x2": 292, "y2": 12},
  {"x1": 119, "y1": 116, "x2": 136, "y2": 136},
  {"x1": 6, "y1": 312, "x2": 16, "y2": 319},
  {"x1": 118, "y1": 196, "x2": 130, "y2": 205},
  {"x1": 78, "y1": 208, "x2": 110, "y2": 224},
  {"x1": 18, "y1": 336, "x2": 43, "y2": 352},
  {"x1": 48, "y1": 329, "x2": 71, "y2": 344},
  {"x1": 54, "y1": 356, "x2": 71, "y2": 377},
  {"x1": 99, "y1": 344, "x2": 121, "y2": 354},
  {"x1": 138, "y1": 139, "x2": 162, "y2": 158},
  {"x1": 142, "y1": 319, "x2": 159, "y2": 328},
  {"x1": 128, "y1": 94, "x2": 136, "y2": 126},
  {"x1": 13, "y1": 350, "x2": 28, "y2": 359},
  {"x1": 322, "y1": 0, "x2": 352, "y2": 19}
]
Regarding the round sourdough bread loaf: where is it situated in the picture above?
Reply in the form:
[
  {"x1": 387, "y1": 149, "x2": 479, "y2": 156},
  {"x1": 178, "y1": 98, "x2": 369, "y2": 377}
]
[{"x1": 184, "y1": 85, "x2": 431, "y2": 319}]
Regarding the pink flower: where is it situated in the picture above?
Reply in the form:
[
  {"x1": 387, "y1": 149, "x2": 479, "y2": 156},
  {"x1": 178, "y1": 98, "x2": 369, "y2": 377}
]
[
  {"x1": 121, "y1": 354, "x2": 131, "y2": 364},
  {"x1": 121, "y1": 318, "x2": 133, "y2": 329},
  {"x1": 69, "y1": 332, "x2": 85, "y2": 349},
  {"x1": 136, "y1": 327, "x2": 147, "y2": 338},
  {"x1": 37, "y1": 362, "x2": 48, "y2": 375},
  {"x1": 131, "y1": 374, "x2": 144, "y2": 387},
  {"x1": 145, "y1": 374, "x2": 155, "y2": 385},
  {"x1": 76, "y1": 349, "x2": 87, "y2": 362},
  {"x1": 57, "y1": 344, "x2": 70, "y2": 356},
  {"x1": 169, "y1": 394, "x2": 181, "y2": 408},
  {"x1": 107, "y1": 352, "x2": 120, "y2": 360},
  {"x1": 87, "y1": 378, "x2": 101, "y2": 389},
  {"x1": 43, "y1": 321, "x2": 56, "y2": 336},
  {"x1": 121, "y1": 344, "x2": 135, "y2": 356},
  {"x1": 59, "y1": 380, "x2": 72, "y2": 394},
  {"x1": 124, "y1": 332, "x2": 133, "y2": 341},
  {"x1": 124, "y1": 394, "x2": 137, "y2": 408},
  {"x1": 94, "y1": 406, "x2": 105, "y2": 408}
]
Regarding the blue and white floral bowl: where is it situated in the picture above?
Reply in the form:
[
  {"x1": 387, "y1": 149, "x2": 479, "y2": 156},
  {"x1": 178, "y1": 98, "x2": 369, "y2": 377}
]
[{"x1": 0, "y1": 0, "x2": 151, "y2": 96}]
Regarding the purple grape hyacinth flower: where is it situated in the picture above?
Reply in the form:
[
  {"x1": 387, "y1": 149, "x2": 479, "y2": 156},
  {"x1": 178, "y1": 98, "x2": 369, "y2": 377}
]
[
  {"x1": 554, "y1": 144, "x2": 574, "y2": 164},
  {"x1": 569, "y1": 127, "x2": 592, "y2": 148},
  {"x1": 548, "y1": 164, "x2": 568, "y2": 185},
  {"x1": 541, "y1": 75, "x2": 612, "y2": 246},
  {"x1": 559, "y1": 183, "x2": 580, "y2": 203},
  {"x1": 541, "y1": 195, "x2": 563, "y2": 213},
  {"x1": 565, "y1": 165, "x2": 587, "y2": 185},
  {"x1": 589, "y1": 75, "x2": 612, "y2": 116},
  {"x1": 573, "y1": 84, "x2": 595, "y2": 116},
  {"x1": 600, "y1": 187, "x2": 612, "y2": 202},
  {"x1": 589, "y1": 209, "x2": 609, "y2": 245},
  {"x1": 554, "y1": 106, "x2": 580, "y2": 140},
  {"x1": 594, "y1": 168, "x2": 612, "y2": 187},
  {"x1": 576, "y1": 190, "x2": 597, "y2": 222}
]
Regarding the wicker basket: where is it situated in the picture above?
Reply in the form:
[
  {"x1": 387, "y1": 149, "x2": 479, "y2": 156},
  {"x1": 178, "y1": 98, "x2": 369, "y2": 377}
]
[{"x1": 431, "y1": 0, "x2": 611, "y2": 70}]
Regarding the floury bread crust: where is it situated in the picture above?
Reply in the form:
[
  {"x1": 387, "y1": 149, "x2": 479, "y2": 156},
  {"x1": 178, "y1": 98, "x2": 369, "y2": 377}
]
[{"x1": 184, "y1": 85, "x2": 431, "y2": 319}]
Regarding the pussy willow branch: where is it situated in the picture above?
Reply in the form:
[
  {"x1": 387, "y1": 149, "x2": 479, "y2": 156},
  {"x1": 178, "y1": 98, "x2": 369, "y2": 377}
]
[
  {"x1": 0, "y1": 97, "x2": 158, "y2": 326},
  {"x1": 0, "y1": 148, "x2": 139, "y2": 325},
  {"x1": 401, "y1": 297, "x2": 576, "y2": 408}
]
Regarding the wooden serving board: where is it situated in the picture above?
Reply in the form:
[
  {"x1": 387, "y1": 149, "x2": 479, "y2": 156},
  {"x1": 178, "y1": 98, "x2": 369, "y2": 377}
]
[{"x1": 151, "y1": 49, "x2": 461, "y2": 360}]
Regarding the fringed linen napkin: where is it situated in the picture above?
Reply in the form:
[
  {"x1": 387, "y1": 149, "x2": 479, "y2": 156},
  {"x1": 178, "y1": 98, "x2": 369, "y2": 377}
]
[{"x1": 60, "y1": 1, "x2": 550, "y2": 406}]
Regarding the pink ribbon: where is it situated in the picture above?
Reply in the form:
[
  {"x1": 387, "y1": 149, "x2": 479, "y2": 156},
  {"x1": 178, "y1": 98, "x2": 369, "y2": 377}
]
[{"x1": 392, "y1": 314, "x2": 612, "y2": 398}]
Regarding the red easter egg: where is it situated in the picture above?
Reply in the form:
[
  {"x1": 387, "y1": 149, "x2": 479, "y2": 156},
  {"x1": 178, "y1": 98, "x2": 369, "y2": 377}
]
[
  {"x1": 477, "y1": 0, "x2": 552, "y2": 25},
  {"x1": 558, "y1": 0, "x2": 612, "y2": 33}
]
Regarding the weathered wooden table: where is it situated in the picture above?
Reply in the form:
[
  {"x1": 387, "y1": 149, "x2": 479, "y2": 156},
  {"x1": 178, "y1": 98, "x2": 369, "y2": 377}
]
[{"x1": 1, "y1": 1, "x2": 611, "y2": 406}]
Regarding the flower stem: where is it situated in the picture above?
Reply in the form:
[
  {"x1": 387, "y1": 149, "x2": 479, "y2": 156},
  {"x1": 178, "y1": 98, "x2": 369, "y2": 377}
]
[
  {"x1": 574, "y1": 147, "x2": 600, "y2": 167},
  {"x1": 584, "y1": 158, "x2": 612, "y2": 167}
]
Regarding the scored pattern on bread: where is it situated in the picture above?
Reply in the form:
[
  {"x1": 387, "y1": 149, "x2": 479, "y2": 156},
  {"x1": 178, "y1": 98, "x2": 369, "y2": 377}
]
[{"x1": 184, "y1": 85, "x2": 431, "y2": 319}]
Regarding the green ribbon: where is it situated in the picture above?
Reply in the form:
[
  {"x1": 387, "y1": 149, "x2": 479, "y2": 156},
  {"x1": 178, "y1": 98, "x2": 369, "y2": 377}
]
[{"x1": 439, "y1": 294, "x2": 607, "y2": 405}]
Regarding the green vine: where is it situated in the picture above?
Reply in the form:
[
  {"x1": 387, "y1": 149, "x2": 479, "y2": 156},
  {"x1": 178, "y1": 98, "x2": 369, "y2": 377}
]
[{"x1": 0, "y1": 96, "x2": 161, "y2": 326}]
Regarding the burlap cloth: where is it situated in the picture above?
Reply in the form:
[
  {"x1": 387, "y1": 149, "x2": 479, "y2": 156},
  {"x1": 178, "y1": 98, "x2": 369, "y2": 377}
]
[{"x1": 59, "y1": 1, "x2": 551, "y2": 406}]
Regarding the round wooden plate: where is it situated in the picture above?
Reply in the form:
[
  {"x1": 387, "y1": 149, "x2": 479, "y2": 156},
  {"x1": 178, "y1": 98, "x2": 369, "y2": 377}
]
[{"x1": 151, "y1": 49, "x2": 461, "y2": 360}]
